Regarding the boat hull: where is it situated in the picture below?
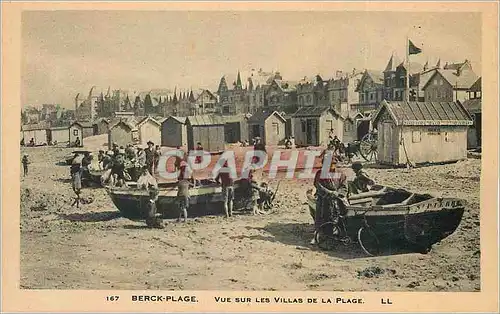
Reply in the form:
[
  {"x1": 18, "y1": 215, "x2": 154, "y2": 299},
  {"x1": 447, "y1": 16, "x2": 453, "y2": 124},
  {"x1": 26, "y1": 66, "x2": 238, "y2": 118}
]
[
  {"x1": 108, "y1": 184, "x2": 225, "y2": 220},
  {"x1": 306, "y1": 188, "x2": 465, "y2": 248}
]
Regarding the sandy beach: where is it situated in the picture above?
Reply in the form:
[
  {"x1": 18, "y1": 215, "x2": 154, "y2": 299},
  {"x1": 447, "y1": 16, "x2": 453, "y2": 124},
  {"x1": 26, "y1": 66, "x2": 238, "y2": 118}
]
[{"x1": 20, "y1": 142, "x2": 480, "y2": 291}]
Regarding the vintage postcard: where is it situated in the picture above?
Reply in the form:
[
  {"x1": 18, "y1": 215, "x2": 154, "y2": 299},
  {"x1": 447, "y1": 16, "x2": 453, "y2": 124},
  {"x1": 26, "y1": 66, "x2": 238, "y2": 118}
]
[{"x1": 2, "y1": 1, "x2": 499, "y2": 313}]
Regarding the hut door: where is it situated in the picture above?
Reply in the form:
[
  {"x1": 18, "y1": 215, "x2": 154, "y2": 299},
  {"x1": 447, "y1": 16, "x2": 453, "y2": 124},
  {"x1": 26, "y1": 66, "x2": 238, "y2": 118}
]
[
  {"x1": 382, "y1": 122, "x2": 395, "y2": 163},
  {"x1": 306, "y1": 120, "x2": 312, "y2": 144},
  {"x1": 252, "y1": 124, "x2": 260, "y2": 138}
]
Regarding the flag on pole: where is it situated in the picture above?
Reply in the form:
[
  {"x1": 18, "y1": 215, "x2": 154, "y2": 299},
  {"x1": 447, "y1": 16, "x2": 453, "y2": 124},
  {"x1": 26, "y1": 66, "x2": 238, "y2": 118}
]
[{"x1": 408, "y1": 39, "x2": 422, "y2": 55}]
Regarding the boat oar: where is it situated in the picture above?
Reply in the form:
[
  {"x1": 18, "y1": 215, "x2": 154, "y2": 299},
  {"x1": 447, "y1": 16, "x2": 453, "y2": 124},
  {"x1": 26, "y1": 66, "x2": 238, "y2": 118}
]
[{"x1": 269, "y1": 179, "x2": 282, "y2": 205}]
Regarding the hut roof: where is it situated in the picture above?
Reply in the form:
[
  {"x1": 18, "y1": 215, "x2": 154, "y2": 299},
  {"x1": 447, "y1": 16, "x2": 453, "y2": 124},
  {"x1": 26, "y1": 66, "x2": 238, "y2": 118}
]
[
  {"x1": 137, "y1": 116, "x2": 161, "y2": 127},
  {"x1": 186, "y1": 115, "x2": 225, "y2": 126},
  {"x1": 49, "y1": 126, "x2": 69, "y2": 130},
  {"x1": 109, "y1": 119, "x2": 138, "y2": 131},
  {"x1": 247, "y1": 111, "x2": 286, "y2": 124},
  {"x1": 72, "y1": 121, "x2": 93, "y2": 128},
  {"x1": 222, "y1": 114, "x2": 248, "y2": 123},
  {"x1": 373, "y1": 100, "x2": 473, "y2": 126},
  {"x1": 164, "y1": 116, "x2": 187, "y2": 124},
  {"x1": 292, "y1": 106, "x2": 337, "y2": 118},
  {"x1": 461, "y1": 98, "x2": 481, "y2": 114},
  {"x1": 21, "y1": 122, "x2": 49, "y2": 131}
]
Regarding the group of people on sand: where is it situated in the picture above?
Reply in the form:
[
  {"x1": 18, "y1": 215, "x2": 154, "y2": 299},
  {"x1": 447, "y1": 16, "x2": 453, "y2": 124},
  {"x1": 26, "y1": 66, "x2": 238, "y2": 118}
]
[
  {"x1": 98, "y1": 141, "x2": 161, "y2": 187},
  {"x1": 138, "y1": 139, "x2": 273, "y2": 229}
]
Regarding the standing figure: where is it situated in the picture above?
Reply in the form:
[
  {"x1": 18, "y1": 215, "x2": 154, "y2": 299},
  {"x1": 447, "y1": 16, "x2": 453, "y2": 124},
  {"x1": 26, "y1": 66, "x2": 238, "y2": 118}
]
[
  {"x1": 154, "y1": 145, "x2": 161, "y2": 173},
  {"x1": 97, "y1": 150, "x2": 105, "y2": 169},
  {"x1": 70, "y1": 154, "x2": 84, "y2": 207},
  {"x1": 136, "y1": 147, "x2": 146, "y2": 168},
  {"x1": 112, "y1": 143, "x2": 120, "y2": 157},
  {"x1": 145, "y1": 141, "x2": 155, "y2": 175},
  {"x1": 176, "y1": 161, "x2": 194, "y2": 222},
  {"x1": 21, "y1": 153, "x2": 30, "y2": 176},
  {"x1": 137, "y1": 166, "x2": 163, "y2": 228},
  {"x1": 311, "y1": 157, "x2": 348, "y2": 245},
  {"x1": 29, "y1": 138, "x2": 35, "y2": 146},
  {"x1": 75, "y1": 137, "x2": 81, "y2": 147},
  {"x1": 215, "y1": 161, "x2": 235, "y2": 218}
]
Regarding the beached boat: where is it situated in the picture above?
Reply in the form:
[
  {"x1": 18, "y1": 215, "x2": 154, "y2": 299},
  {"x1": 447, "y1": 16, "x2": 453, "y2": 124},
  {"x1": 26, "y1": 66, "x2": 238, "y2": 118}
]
[
  {"x1": 106, "y1": 178, "x2": 274, "y2": 220},
  {"x1": 306, "y1": 185, "x2": 465, "y2": 255},
  {"x1": 106, "y1": 179, "x2": 225, "y2": 220}
]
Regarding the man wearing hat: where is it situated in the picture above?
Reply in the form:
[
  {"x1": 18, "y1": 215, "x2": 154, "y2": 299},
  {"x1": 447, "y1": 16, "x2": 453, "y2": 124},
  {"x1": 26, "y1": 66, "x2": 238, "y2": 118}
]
[
  {"x1": 145, "y1": 141, "x2": 155, "y2": 175},
  {"x1": 311, "y1": 155, "x2": 348, "y2": 245},
  {"x1": 21, "y1": 153, "x2": 30, "y2": 177},
  {"x1": 350, "y1": 161, "x2": 375, "y2": 194}
]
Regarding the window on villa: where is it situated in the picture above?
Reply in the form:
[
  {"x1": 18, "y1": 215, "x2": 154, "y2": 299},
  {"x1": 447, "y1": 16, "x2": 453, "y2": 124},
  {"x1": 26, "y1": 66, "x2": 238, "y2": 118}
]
[
  {"x1": 301, "y1": 121, "x2": 306, "y2": 132},
  {"x1": 73, "y1": 129, "x2": 78, "y2": 136},
  {"x1": 434, "y1": 79, "x2": 438, "y2": 85}
]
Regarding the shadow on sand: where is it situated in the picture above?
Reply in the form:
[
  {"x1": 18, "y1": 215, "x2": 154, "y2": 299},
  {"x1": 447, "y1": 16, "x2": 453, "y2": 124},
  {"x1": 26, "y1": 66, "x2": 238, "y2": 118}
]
[
  {"x1": 58, "y1": 211, "x2": 122, "y2": 222},
  {"x1": 232, "y1": 222, "x2": 419, "y2": 260},
  {"x1": 53, "y1": 177, "x2": 103, "y2": 189}
]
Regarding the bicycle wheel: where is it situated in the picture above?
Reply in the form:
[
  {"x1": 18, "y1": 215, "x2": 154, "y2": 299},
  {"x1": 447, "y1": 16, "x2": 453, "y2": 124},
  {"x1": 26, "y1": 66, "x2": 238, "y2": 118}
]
[{"x1": 357, "y1": 226, "x2": 380, "y2": 257}]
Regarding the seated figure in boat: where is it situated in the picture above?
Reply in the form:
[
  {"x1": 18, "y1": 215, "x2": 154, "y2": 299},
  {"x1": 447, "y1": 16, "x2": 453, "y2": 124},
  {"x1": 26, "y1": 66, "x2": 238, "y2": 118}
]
[
  {"x1": 110, "y1": 150, "x2": 130, "y2": 188},
  {"x1": 349, "y1": 162, "x2": 375, "y2": 195},
  {"x1": 311, "y1": 156, "x2": 348, "y2": 245},
  {"x1": 137, "y1": 166, "x2": 158, "y2": 191}
]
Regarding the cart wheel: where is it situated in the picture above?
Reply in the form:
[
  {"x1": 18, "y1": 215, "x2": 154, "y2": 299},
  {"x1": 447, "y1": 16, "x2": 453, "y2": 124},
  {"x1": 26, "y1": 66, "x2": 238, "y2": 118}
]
[{"x1": 357, "y1": 226, "x2": 380, "y2": 256}]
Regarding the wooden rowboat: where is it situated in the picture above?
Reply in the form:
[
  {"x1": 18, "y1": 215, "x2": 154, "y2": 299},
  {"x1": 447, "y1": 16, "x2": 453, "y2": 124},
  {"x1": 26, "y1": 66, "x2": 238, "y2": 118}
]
[
  {"x1": 106, "y1": 180, "x2": 225, "y2": 220},
  {"x1": 306, "y1": 185, "x2": 465, "y2": 254},
  {"x1": 107, "y1": 178, "x2": 270, "y2": 220}
]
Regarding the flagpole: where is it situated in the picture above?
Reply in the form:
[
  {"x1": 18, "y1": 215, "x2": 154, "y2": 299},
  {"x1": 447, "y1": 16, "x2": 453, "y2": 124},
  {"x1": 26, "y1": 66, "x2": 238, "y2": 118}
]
[{"x1": 406, "y1": 35, "x2": 410, "y2": 102}]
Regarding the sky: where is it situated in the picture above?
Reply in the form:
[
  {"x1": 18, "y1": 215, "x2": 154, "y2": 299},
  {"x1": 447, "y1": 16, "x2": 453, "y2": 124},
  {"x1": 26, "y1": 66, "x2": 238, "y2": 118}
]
[{"x1": 22, "y1": 11, "x2": 481, "y2": 109}]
